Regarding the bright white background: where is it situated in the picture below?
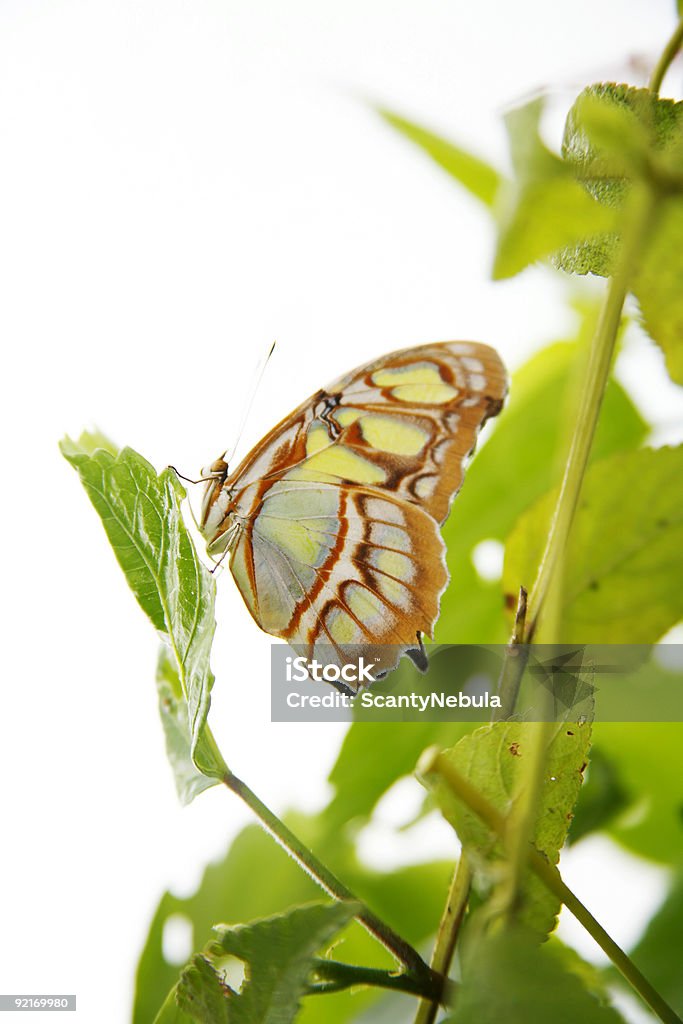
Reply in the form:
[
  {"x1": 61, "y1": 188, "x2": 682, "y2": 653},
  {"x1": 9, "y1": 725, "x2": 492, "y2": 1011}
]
[{"x1": 1, "y1": 1, "x2": 681, "y2": 1021}]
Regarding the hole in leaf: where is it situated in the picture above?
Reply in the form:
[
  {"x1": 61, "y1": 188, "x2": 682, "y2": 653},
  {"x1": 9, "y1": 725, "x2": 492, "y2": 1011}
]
[
  {"x1": 471, "y1": 539, "x2": 504, "y2": 582},
  {"x1": 162, "y1": 914, "x2": 194, "y2": 966},
  {"x1": 213, "y1": 955, "x2": 247, "y2": 993}
]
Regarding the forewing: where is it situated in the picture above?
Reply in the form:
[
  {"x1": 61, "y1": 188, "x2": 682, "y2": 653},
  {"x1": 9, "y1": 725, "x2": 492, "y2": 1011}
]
[{"x1": 315, "y1": 341, "x2": 506, "y2": 523}]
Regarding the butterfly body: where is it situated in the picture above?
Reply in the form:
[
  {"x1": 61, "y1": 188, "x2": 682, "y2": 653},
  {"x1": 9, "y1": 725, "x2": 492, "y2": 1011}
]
[{"x1": 200, "y1": 342, "x2": 507, "y2": 685}]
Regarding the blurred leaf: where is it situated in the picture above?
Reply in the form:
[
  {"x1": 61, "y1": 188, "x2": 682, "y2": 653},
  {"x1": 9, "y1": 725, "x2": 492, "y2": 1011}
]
[
  {"x1": 436, "y1": 325, "x2": 648, "y2": 645},
  {"x1": 156, "y1": 648, "x2": 218, "y2": 805},
  {"x1": 421, "y1": 720, "x2": 592, "y2": 937},
  {"x1": 562, "y1": 85, "x2": 683, "y2": 213},
  {"x1": 504, "y1": 446, "x2": 683, "y2": 643},
  {"x1": 494, "y1": 175, "x2": 615, "y2": 280},
  {"x1": 568, "y1": 747, "x2": 631, "y2": 845},
  {"x1": 622, "y1": 868, "x2": 683, "y2": 1014},
  {"x1": 632, "y1": 198, "x2": 683, "y2": 384},
  {"x1": 325, "y1": 648, "x2": 519, "y2": 830},
  {"x1": 135, "y1": 819, "x2": 452, "y2": 1024},
  {"x1": 591, "y1": 721, "x2": 683, "y2": 864},
  {"x1": 173, "y1": 903, "x2": 358, "y2": 1024},
  {"x1": 324, "y1": 722, "x2": 457, "y2": 830},
  {"x1": 61, "y1": 427, "x2": 119, "y2": 457},
  {"x1": 558, "y1": 84, "x2": 683, "y2": 382},
  {"x1": 569, "y1": 91, "x2": 653, "y2": 170},
  {"x1": 446, "y1": 927, "x2": 625, "y2": 1023},
  {"x1": 379, "y1": 108, "x2": 502, "y2": 207},
  {"x1": 545, "y1": 936, "x2": 612, "y2": 1002},
  {"x1": 61, "y1": 435, "x2": 226, "y2": 789},
  {"x1": 493, "y1": 99, "x2": 616, "y2": 278},
  {"x1": 558, "y1": 84, "x2": 683, "y2": 277}
]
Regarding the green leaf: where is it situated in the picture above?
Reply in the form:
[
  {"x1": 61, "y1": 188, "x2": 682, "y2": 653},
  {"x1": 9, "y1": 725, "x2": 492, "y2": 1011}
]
[
  {"x1": 561, "y1": 85, "x2": 683, "y2": 214},
  {"x1": 546, "y1": 936, "x2": 613, "y2": 1003},
  {"x1": 622, "y1": 867, "x2": 683, "y2": 1014},
  {"x1": 421, "y1": 720, "x2": 592, "y2": 937},
  {"x1": 176, "y1": 958, "x2": 231, "y2": 1023},
  {"x1": 153, "y1": 987, "x2": 195, "y2": 1024},
  {"x1": 135, "y1": 819, "x2": 452, "y2": 1024},
  {"x1": 324, "y1": 653, "x2": 498, "y2": 828},
  {"x1": 632, "y1": 197, "x2": 683, "y2": 384},
  {"x1": 504, "y1": 446, "x2": 683, "y2": 643},
  {"x1": 60, "y1": 435, "x2": 226, "y2": 787},
  {"x1": 563, "y1": 88, "x2": 656, "y2": 187},
  {"x1": 175, "y1": 903, "x2": 358, "y2": 1024},
  {"x1": 558, "y1": 84, "x2": 683, "y2": 382},
  {"x1": 448, "y1": 927, "x2": 626, "y2": 1023},
  {"x1": 558, "y1": 85, "x2": 683, "y2": 280},
  {"x1": 568, "y1": 746, "x2": 631, "y2": 845},
  {"x1": 378, "y1": 108, "x2": 503, "y2": 207},
  {"x1": 591, "y1": 722, "x2": 683, "y2": 864},
  {"x1": 60, "y1": 428, "x2": 119, "y2": 458},
  {"x1": 156, "y1": 648, "x2": 218, "y2": 806},
  {"x1": 435, "y1": 322, "x2": 648, "y2": 645},
  {"x1": 493, "y1": 99, "x2": 616, "y2": 278},
  {"x1": 324, "y1": 722, "x2": 457, "y2": 830},
  {"x1": 135, "y1": 825, "x2": 317, "y2": 1024}
]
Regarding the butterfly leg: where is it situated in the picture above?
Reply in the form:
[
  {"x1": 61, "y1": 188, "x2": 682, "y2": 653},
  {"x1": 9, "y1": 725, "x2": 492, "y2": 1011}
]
[{"x1": 317, "y1": 392, "x2": 343, "y2": 440}]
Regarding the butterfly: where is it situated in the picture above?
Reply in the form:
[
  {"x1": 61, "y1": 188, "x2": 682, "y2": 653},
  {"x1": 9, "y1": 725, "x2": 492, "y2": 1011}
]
[{"x1": 199, "y1": 342, "x2": 507, "y2": 685}]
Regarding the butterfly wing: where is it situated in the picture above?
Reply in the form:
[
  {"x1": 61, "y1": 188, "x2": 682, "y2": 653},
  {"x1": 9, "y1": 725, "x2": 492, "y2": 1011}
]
[{"x1": 202, "y1": 341, "x2": 507, "y2": 684}]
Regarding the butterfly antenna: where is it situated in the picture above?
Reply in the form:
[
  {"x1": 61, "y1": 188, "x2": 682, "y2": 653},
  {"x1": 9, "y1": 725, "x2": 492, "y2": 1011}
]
[{"x1": 226, "y1": 341, "x2": 277, "y2": 466}]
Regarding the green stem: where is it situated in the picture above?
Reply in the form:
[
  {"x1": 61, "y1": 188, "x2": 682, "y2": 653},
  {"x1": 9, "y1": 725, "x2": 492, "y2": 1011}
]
[
  {"x1": 222, "y1": 770, "x2": 434, "y2": 986},
  {"x1": 649, "y1": 16, "x2": 683, "y2": 95},
  {"x1": 492, "y1": 587, "x2": 529, "y2": 721},
  {"x1": 491, "y1": 587, "x2": 548, "y2": 926},
  {"x1": 307, "y1": 959, "x2": 454, "y2": 1001},
  {"x1": 526, "y1": 185, "x2": 655, "y2": 641},
  {"x1": 420, "y1": 749, "x2": 683, "y2": 1024},
  {"x1": 412, "y1": 855, "x2": 472, "y2": 1024}
]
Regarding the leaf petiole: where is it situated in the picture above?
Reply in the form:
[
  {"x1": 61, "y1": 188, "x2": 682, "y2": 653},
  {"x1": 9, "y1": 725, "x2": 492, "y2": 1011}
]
[{"x1": 649, "y1": 16, "x2": 683, "y2": 96}]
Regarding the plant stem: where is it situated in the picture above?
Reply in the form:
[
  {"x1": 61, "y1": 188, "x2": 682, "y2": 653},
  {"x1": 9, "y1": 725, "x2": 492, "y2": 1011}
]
[
  {"x1": 526, "y1": 185, "x2": 654, "y2": 641},
  {"x1": 421, "y1": 748, "x2": 683, "y2": 1024},
  {"x1": 412, "y1": 855, "x2": 472, "y2": 1024},
  {"x1": 492, "y1": 587, "x2": 529, "y2": 721},
  {"x1": 649, "y1": 16, "x2": 683, "y2": 95},
  {"x1": 491, "y1": 586, "x2": 551, "y2": 925},
  {"x1": 222, "y1": 770, "x2": 435, "y2": 986},
  {"x1": 307, "y1": 959, "x2": 455, "y2": 1001}
]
